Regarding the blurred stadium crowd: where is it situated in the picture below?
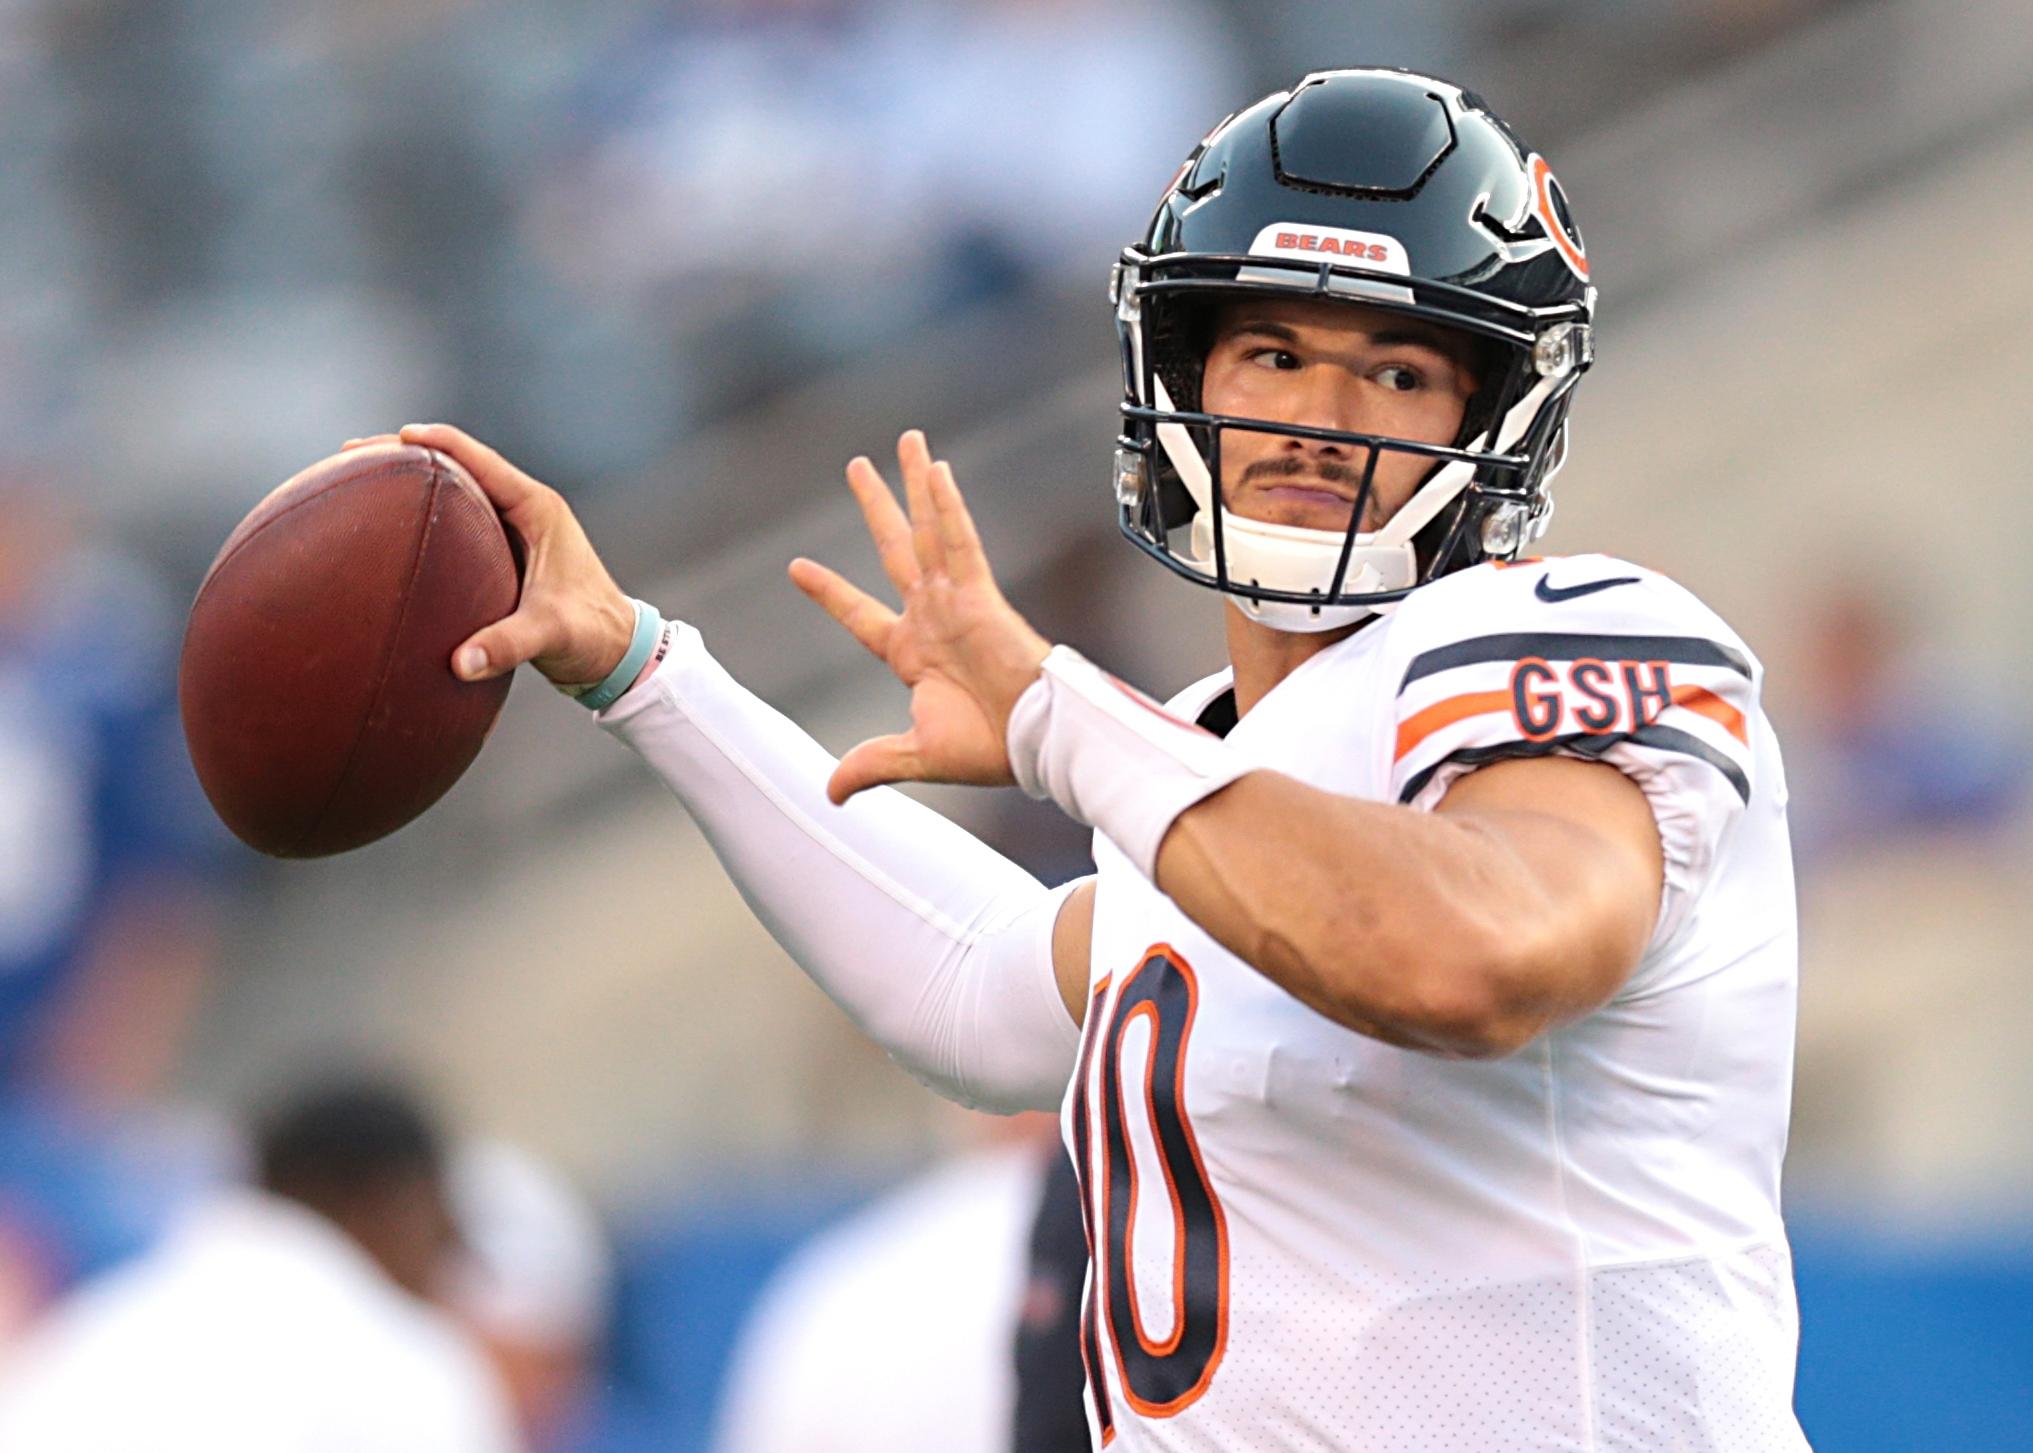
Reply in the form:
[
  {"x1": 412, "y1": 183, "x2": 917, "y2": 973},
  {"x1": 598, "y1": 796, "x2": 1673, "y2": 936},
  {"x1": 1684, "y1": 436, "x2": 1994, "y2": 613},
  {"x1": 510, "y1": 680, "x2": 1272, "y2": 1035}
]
[
  {"x1": 4, "y1": 0, "x2": 2031, "y2": 1449},
  {"x1": 0, "y1": 0, "x2": 1831, "y2": 536}
]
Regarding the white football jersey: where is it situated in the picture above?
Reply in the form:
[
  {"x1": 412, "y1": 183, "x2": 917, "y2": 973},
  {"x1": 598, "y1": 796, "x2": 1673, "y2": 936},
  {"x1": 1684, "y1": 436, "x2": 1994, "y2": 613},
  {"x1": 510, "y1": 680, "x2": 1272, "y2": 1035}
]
[{"x1": 1062, "y1": 555, "x2": 1807, "y2": 1452}]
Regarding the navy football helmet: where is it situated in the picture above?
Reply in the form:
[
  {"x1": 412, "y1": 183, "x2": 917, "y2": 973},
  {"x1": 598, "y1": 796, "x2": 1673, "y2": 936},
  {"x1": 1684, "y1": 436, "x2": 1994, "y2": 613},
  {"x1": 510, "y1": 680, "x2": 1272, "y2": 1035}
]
[{"x1": 1113, "y1": 68, "x2": 1596, "y2": 630}]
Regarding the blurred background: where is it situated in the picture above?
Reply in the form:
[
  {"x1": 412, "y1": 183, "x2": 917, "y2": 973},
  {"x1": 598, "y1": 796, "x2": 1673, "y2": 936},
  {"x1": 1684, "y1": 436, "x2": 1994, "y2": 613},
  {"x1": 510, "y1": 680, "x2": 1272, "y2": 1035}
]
[{"x1": 2, "y1": 0, "x2": 2031, "y2": 1447}]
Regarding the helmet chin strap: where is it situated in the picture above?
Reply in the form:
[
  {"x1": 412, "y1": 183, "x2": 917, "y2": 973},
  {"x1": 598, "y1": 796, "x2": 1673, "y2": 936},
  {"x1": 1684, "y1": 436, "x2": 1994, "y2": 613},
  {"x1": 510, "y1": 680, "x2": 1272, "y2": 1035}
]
[{"x1": 1154, "y1": 378, "x2": 1484, "y2": 630}]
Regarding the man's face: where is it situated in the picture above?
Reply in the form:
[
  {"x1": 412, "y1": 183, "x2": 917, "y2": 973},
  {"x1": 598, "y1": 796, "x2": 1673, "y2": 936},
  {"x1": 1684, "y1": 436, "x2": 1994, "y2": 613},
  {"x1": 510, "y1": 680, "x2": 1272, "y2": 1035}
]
[{"x1": 1198, "y1": 296, "x2": 1482, "y2": 535}]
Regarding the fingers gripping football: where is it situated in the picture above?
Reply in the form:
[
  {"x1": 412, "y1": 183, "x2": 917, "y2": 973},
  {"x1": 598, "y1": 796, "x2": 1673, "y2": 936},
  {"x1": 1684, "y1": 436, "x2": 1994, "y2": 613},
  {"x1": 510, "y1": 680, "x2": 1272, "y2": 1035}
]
[
  {"x1": 352, "y1": 424, "x2": 639, "y2": 689},
  {"x1": 791, "y1": 431, "x2": 1052, "y2": 804}
]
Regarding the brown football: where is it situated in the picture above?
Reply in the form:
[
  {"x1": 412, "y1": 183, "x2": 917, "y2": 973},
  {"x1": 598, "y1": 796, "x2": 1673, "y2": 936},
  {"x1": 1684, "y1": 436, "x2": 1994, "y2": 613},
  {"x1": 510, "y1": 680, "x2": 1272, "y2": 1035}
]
[{"x1": 180, "y1": 443, "x2": 520, "y2": 857}]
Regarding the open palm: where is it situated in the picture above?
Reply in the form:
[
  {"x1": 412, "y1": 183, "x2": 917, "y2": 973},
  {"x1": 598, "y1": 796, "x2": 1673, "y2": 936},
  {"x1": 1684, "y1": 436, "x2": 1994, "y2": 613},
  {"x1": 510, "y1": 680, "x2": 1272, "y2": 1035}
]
[{"x1": 789, "y1": 431, "x2": 1052, "y2": 805}]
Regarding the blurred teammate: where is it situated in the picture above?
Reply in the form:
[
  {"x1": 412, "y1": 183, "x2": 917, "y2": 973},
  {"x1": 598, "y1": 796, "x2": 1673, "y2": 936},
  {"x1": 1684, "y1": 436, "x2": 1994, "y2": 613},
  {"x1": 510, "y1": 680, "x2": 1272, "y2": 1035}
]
[
  {"x1": 363, "y1": 68, "x2": 1805, "y2": 1450},
  {"x1": 714, "y1": 1118, "x2": 1056, "y2": 1453},
  {"x1": 441, "y1": 1138, "x2": 613, "y2": 1452},
  {"x1": 0, "y1": 1081, "x2": 520, "y2": 1453}
]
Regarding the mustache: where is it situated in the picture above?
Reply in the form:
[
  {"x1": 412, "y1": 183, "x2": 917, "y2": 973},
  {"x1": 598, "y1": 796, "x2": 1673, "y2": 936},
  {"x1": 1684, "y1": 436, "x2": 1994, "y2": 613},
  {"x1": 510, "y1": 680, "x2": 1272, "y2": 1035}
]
[{"x1": 1238, "y1": 455, "x2": 1369, "y2": 488}]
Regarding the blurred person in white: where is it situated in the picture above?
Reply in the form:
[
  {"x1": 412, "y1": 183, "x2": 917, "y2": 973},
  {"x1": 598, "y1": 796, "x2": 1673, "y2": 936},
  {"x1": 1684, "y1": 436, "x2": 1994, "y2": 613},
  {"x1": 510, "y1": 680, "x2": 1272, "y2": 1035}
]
[
  {"x1": 0, "y1": 1081, "x2": 522, "y2": 1453},
  {"x1": 441, "y1": 1139, "x2": 613, "y2": 1452},
  {"x1": 354, "y1": 68, "x2": 1805, "y2": 1450},
  {"x1": 713, "y1": 1114, "x2": 1060, "y2": 1453}
]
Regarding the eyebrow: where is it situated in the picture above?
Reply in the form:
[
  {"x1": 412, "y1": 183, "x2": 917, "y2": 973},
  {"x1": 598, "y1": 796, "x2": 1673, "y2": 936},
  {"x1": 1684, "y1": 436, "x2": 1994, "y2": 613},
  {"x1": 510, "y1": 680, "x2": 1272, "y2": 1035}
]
[
  {"x1": 1224, "y1": 317, "x2": 1456, "y2": 356},
  {"x1": 1226, "y1": 319, "x2": 1302, "y2": 343}
]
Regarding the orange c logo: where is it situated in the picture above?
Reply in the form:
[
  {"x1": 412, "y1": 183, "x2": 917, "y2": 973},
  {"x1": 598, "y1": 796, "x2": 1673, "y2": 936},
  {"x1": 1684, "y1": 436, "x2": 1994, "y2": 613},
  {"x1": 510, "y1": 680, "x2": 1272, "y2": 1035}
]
[{"x1": 1530, "y1": 155, "x2": 1589, "y2": 282}]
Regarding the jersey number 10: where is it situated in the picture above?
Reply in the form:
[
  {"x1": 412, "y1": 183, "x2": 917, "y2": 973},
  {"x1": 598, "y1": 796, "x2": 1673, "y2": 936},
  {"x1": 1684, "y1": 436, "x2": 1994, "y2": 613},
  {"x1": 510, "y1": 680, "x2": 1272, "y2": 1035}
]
[{"x1": 1070, "y1": 946, "x2": 1230, "y2": 1436}]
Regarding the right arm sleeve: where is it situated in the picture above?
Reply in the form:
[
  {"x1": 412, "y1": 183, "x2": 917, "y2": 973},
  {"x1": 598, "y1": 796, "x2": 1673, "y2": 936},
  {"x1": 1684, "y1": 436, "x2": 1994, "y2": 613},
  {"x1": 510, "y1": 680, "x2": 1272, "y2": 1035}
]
[{"x1": 597, "y1": 623, "x2": 1082, "y2": 1114}]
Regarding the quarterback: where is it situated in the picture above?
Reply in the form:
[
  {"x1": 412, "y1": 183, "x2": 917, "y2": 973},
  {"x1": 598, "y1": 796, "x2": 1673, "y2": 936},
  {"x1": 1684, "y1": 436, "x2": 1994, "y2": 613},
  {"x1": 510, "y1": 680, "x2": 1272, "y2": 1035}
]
[{"x1": 361, "y1": 69, "x2": 1806, "y2": 1451}]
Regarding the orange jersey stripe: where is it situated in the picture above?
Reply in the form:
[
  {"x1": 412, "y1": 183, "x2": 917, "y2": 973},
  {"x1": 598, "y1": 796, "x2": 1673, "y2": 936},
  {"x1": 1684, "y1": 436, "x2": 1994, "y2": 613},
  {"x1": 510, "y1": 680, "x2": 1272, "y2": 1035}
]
[
  {"x1": 1394, "y1": 689, "x2": 1512, "y2": 763},
  {"x1": 1669, "y1": 684, "x2": 1748, "y2": 745}
]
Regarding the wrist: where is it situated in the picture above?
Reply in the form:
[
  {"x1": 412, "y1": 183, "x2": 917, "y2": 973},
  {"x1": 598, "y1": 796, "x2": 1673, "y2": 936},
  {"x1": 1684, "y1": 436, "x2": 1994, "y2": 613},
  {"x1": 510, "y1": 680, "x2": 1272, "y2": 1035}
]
[
  {"x1": 547, "y1": 592, "x2": 639, "y2": 694},
  {"x1": 1005, "y1": 646, "x2": 1251, "y2": 881},
  {"x1": 589, "y1": 591, "x2": 639, "y2": 682},
  {"x1": 987, "y1": 629, "x2": 1054, "y2": 739},
  {"x1": 565, "y1": 599, "x2": 664, "y2": 711}
]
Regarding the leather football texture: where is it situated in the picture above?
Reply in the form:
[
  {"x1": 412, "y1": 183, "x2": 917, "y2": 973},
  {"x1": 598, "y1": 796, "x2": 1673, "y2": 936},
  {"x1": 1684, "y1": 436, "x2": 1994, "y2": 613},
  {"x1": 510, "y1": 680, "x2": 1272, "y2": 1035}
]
[{"x1": 180, "y1": 442, "x2": 519, "y2": 857}]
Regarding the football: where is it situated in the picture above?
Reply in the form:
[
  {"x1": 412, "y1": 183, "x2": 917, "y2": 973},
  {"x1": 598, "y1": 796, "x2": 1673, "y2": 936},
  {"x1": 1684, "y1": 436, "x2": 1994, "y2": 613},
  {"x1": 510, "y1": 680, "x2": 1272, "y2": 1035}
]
[{"x1": 179, "y1": 442, "x2": 521, "y2": 857}]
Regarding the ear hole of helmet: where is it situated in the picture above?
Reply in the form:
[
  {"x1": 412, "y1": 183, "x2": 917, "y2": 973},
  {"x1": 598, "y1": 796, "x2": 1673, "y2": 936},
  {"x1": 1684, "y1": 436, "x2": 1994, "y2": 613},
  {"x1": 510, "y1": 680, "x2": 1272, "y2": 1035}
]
[
  {"x1": 1452, "y1": 334, "x2": 1518, "y2": 449},
  {"x1": 1148, "y1": 292, "x2": 1211, "y2": 417}
]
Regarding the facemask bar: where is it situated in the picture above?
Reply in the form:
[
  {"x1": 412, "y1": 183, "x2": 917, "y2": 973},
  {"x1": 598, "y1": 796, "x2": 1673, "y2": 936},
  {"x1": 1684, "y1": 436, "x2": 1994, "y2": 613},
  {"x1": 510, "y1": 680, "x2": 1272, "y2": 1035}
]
[
  {"x1": 1133, "y1": 405, "x2": 1534, "y2": 606},
  {"x1": 1160, "y1": 398, "x2": 1385, "y2": 600},
  {"x1": 1325, "y1": 446, "x2": 1381, "y2": 599}
]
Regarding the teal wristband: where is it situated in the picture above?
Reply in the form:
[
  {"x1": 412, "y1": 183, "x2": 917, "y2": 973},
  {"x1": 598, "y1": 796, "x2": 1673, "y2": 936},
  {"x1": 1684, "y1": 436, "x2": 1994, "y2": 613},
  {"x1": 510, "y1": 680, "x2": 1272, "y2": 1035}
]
[{"x1": 578, "y1": 599, "x2": 662, "y2": 712}]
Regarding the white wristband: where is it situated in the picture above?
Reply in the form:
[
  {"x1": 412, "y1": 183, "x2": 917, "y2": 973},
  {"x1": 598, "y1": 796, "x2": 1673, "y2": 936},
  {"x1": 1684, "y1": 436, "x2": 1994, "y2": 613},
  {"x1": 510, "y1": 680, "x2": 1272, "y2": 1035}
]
[{"x1": 1006, "y1": 645, "x2": 1251, "y2": 881}]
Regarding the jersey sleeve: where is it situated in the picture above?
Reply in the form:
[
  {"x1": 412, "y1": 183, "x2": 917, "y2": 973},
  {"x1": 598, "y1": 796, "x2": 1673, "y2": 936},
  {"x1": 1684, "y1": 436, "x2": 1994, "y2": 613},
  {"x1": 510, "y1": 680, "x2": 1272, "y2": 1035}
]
[{"x1": 1385, "y1": 558, "x2": 1760, "y2": 948}]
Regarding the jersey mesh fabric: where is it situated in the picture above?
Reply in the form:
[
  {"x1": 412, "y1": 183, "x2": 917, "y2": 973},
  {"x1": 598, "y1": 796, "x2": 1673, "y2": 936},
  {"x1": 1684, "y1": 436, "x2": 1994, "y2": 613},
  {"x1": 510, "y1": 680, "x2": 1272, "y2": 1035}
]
[{"x1": 1586, "y1": 1242, "x2": 1803, "y2": 1453}]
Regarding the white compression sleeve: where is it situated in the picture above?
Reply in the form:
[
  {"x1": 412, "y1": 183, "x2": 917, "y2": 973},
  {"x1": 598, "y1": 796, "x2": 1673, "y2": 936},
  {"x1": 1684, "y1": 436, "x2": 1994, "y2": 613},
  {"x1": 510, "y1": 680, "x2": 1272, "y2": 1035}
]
[{"x1": 597, "y1": 623, "x2": 1082, "y2": 1114}]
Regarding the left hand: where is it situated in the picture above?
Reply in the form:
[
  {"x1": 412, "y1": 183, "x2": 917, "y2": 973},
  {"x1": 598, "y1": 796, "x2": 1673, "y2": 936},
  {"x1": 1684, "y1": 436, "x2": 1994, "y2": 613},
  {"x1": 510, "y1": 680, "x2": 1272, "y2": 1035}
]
[{"x1": 790, "y1": 430, "x2": 1052, "y2": 805}]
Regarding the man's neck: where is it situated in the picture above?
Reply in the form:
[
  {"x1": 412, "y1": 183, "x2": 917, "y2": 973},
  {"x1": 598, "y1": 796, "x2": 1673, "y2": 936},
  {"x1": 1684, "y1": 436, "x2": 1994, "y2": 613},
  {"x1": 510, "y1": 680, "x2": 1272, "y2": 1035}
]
[{"x1": 1225, "y1": 604, "x2": 1366, "y2": 716}]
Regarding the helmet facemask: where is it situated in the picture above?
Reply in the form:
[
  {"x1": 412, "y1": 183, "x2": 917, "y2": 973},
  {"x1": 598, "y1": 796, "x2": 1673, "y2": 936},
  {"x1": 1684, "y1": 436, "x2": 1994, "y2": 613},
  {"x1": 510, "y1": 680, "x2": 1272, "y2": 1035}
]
[{"x1": 1115, "y1": 250, "x2": 1589, "y2": 632}]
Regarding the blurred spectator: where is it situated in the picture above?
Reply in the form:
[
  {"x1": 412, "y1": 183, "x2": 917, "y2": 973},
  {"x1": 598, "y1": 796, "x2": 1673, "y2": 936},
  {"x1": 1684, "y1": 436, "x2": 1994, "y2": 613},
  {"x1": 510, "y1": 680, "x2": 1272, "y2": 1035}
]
[
  {"x1": 1781, "y1": 583, "x2": 2033, "y2": 1220},
  {"x1": 12, "y1": 0, "x2": 683, "y2": 531},
  {"x1": 0, "y1": 0, "x2": 1860, "y2": 537},
  {"x1": 442, "y1": 1138, "x2": 615, "y2": 1452},
  {"x1": 0, "y1": 474, "x2": 234, "y2": 1316},
  {"x1": 0, "y1": 479, "x2": 225, "y2": 1096},
  {"x1": 711, "y1": 1116, "x2": 1060, "y2": 1453},
  {"x1": 1784, "y1": 584, "x2": 2025, "y2": 863},
  {"x1": 0, "y1": 1079, "x2": 522, "y2": 1452}
]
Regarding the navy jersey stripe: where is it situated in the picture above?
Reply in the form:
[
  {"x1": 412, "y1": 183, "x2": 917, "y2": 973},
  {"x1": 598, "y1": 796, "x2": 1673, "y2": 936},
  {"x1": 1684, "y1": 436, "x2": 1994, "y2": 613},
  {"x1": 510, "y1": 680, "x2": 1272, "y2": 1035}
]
[
  {"x1": 1396, "y1": 722, "x2": 1752, "y2": 805},
  {"x1": 1400, "y1": 633, "x2": 1753, "y2": 692}
]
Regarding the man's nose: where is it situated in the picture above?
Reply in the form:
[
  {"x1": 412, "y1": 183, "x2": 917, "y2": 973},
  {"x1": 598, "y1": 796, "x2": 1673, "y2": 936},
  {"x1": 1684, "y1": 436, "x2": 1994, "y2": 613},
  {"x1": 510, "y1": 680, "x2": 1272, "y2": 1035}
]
[{"x1": 1280, "y1": 369, "x2": 1366, "y2": 446}]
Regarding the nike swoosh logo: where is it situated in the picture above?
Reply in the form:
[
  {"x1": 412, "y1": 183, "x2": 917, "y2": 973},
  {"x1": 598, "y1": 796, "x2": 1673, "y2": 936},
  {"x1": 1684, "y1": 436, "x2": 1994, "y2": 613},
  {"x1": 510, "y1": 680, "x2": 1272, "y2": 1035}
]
[{"x1": 1534, "y1": 573, "x2": 1641, "y2": 603}]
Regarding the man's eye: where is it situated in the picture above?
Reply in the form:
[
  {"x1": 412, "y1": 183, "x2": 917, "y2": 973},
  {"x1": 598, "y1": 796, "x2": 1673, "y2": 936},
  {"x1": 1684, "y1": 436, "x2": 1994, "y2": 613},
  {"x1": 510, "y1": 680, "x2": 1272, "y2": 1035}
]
[
  {"x1": 1248, "y1": 348, "x2": 1301, "y2": 370},
  {"x1": 1376, "y1": 364, "x2": 1423, "y2": 392}
]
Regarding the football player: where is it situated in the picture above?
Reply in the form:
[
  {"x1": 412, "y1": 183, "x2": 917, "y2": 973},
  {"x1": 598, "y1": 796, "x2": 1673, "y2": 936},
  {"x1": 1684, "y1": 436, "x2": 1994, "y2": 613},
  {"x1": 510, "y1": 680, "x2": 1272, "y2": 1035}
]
[{"x1": 368, "y1": 68, "x2": 1807, "y2": 1451}]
